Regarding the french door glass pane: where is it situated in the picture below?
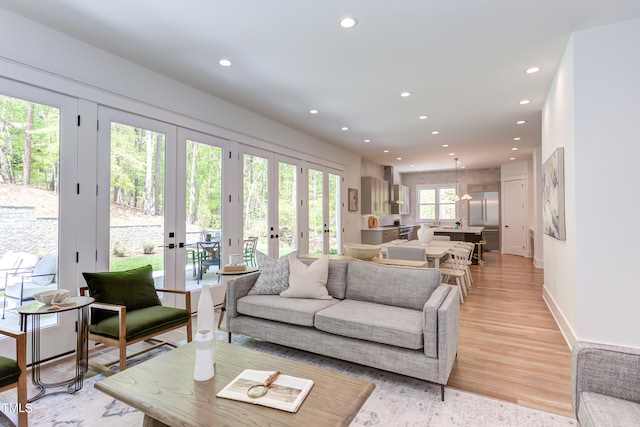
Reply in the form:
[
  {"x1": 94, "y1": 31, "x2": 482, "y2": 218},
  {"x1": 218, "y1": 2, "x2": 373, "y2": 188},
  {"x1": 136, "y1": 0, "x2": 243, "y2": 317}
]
[
  {"x1": 243, "y1": 154, "x2": 269, "y2": 253},
  {"x1": 185, "y1": 140, "x2": 222, "y2": 289},
  {"x1": 278, "y1": 161, "x2": 297, "y2": 256},
  {"x1": 308, "y1": 169, "x2": 323, "y2": 254},
  {"x1": 328, "y1": 173, "x2": 340, "y2": 254},
  {"x1": 109, "y1": 122, "x2": 165, "y2": 287},
  {"x1": 0, "y1": 95, "x2": 59, "y2": 325}
]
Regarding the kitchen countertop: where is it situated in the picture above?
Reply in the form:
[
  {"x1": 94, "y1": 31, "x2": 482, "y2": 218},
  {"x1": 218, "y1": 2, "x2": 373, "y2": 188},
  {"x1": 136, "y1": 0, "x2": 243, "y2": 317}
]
[
  {"x1": 361, "y1": 225, "x2": 416, "y2": 231},
  {"x1": 432, "y1": 226, "x2": 485, "y2": 234}
]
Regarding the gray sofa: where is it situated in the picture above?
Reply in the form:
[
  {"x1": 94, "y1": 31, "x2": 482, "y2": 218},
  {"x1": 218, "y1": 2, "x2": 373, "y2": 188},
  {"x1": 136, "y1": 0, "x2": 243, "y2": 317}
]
[
  {"x1": 225, "y1": 258, "x2": 460, "y2": 399},
  {"x1": 572, "y1": 341, "x2": 640, "y2": 426}
]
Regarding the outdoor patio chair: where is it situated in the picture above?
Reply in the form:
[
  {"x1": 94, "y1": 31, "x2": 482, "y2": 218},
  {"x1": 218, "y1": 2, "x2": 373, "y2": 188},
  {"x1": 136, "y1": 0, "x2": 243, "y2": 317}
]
[
  {"x1": 0, "y1": 327, "x2": 27, "y2": 426},
  {"x1": 243, "y1": 237, "x2": 258, "y2": 267},
  {"x1": 80, "y1": 264, "x2": 192, "y2": 373},
  {"x1": 197, "y1": 241, "x2": 221, "y2": 282},
  {"x1": 3, "y1": 254, "x2": 58, "y2": 319}
]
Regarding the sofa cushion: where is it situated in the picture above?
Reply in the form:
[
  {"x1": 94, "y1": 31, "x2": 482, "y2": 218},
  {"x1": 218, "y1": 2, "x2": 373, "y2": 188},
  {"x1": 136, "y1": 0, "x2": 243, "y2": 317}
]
[
  {"x1": 248, "y1": 251, "x2": 290, "y2": 295},
  {"x1": 346, "y1": 260, "x2": 441, "y2": 310},
  {"x1": 299, "y1": 258, "x2": 348, "y2": 299},
  {"x1": 280, "y1": 254, "x2": 331, "y2": 299},
  {"x1": 315, "y1": 299, "x2": 424, "y2": 350},
  {"x1": 237, "y1": 294, "x2": 339, "y2": 327},
  {"x1": 578, "y1": 392, "x2": 640, "y2": 427}
]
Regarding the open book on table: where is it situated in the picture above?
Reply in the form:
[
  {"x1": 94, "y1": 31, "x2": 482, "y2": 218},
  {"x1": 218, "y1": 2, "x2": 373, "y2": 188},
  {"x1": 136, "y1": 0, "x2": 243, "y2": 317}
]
[{"x1": 216, "y1": 369, "x2": 314, "y2": 413}]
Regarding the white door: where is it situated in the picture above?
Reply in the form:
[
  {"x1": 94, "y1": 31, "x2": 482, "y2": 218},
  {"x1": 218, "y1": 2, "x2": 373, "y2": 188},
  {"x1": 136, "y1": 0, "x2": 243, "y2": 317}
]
[
  {"x1": 503, "y1": 178, "x2": 527, "y2": 256},
  {"x1": 240, "y1": 146, "x2": 301, "y2": 259},
  {"x1": 308, "y1": 165, "x2": 342, "y2": 255},
  {"x1": 0, "y1": 79, "x2": 78, "y2": 360},
  {"x1": 178, "y1": 128, "x2": 228, "y2": 308},
  {"x1": 97, "y1": 108, "x2": 179, "y2": 304}
]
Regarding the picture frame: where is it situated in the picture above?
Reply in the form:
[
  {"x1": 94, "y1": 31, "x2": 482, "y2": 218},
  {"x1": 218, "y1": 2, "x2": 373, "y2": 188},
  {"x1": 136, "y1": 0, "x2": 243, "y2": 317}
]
[
  {"x1": 542, "y1": 147, "x2": 566, "y2": 240},
  {"x1": 348, "y1": 188, "x2": 359, "y2": 211}
]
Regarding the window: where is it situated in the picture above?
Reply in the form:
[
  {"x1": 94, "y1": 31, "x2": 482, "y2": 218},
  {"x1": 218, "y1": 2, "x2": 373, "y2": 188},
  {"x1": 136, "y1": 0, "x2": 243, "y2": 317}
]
[{"x1": 417, "y1": 185, "x2": 457, "y2": 222}]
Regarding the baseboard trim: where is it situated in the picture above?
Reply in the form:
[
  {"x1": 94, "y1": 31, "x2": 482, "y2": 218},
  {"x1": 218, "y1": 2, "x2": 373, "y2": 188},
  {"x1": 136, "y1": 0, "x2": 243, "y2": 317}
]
[
  {"x1": 533, "y1": 256, "x2": 544, "y2": 268},
  {"x1": 542, "y1": 286, "x2": 576, "y2": 349}
]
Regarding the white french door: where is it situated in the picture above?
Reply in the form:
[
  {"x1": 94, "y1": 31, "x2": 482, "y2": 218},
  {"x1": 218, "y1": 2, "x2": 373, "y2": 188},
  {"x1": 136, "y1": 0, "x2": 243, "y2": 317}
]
[
  {"x1": 241, "y1": 146, "x2": 301, "y2": 258},
  {"x1": 0, "y1": 78, "x2": 78, "y2": 361},
  {"x1": 97, "y1": 108, "x2": 179, "y2": 303},
  {"x1": 308, "y1": 165, "x2": 342, "y2": 255},
  {"x1": 177, "y1": 128, "x2": 227, "y2": 308}
]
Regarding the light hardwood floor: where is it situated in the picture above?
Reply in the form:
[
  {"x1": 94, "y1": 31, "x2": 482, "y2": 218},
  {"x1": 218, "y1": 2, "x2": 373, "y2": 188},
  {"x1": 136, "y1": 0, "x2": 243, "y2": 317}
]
[
  {"x1": 7, "y1": 252, "x2": 575, "y2": 421},
  {"x1": 448, "y1": 252, "x2": 573, "y2": 418}
]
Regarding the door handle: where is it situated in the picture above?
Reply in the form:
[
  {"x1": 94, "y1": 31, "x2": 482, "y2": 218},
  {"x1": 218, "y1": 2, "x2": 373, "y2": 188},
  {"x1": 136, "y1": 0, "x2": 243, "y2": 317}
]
[{"x1": 165, "y1": 243, "x2": 176, "y2": 249}]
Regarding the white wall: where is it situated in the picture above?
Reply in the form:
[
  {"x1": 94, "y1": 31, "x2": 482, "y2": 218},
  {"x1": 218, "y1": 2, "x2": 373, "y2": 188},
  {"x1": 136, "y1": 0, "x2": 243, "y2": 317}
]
[
  {"x1": 543, "y1": 17, "x2": 640, "y2": 348},
  {"x1": 0, "y1": 9, "x2": 363, "y2": 248},
  {"x1": 573, "y1": 17, "x2": 640, "y2": 347}
]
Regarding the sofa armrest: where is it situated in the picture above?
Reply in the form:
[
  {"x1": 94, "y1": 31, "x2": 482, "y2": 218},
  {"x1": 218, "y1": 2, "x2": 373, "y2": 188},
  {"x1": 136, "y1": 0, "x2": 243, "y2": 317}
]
[
  {"x1": 572, "y1": 341, "x2": 640, "y2": 416},
  {"x1": 226, "y1": 272, "x2": 260, "y2": 318},
  {"x1": 423, "y1": 284, "x2": 453, "y2": 358},
  {"x1": 436, "y1": 285, "x2": 460, "y2": 384}
]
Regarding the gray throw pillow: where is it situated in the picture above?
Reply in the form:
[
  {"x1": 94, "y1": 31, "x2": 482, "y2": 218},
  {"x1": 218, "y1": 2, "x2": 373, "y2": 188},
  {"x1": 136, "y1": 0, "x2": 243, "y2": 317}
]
[{"x1": 248, "y1": 251, "x2": 291, "y2": 295}]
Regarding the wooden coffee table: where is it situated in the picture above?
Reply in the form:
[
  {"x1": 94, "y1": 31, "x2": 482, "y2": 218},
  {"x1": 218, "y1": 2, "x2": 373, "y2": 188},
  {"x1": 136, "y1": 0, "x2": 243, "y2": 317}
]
[{"x1": 94, "y1": 340, "x2": 375, "y2": 426}]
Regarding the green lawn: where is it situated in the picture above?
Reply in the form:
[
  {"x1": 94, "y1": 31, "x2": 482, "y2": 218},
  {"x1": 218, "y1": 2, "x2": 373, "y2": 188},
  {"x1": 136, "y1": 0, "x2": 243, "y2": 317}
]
[{"x1": 110, "y1": 254, "x2": 164, "y2": 272}]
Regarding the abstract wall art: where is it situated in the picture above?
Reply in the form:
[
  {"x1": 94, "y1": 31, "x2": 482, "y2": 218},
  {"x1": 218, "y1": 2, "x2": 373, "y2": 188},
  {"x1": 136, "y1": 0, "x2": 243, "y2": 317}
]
[{"x1": 542, "y1": 147, "x2": 566, "y2": 240}]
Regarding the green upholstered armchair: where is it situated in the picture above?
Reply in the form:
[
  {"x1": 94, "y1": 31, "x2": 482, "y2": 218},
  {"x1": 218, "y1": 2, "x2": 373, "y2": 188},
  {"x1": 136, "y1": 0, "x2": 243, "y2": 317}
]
[
  {"x1": 0, "y1": 327, "x2": 27, "y2": 427},
  {"x1": 80, "y1": 265, "x2": 192, "y2": 372}
]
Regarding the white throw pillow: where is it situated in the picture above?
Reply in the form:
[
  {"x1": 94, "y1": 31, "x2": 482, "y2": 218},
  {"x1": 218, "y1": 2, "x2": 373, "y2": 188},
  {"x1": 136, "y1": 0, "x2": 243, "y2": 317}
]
[
  {"x1": 248, "y1": 251, "x2": 291, "y2": 295},
  {"x1": 280, "y1": 254, "x2": 331, "y2": 299}
]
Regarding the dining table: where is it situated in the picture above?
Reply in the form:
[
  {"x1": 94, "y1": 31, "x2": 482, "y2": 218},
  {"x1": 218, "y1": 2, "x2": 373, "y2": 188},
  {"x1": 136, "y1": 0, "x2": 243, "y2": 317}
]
[{"x1": 380, "y1": 239, "x2": 457, "y2": 268}]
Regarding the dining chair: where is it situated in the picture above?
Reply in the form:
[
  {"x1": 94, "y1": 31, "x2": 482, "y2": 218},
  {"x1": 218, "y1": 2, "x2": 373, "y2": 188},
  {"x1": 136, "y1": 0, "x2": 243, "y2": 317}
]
[
  {"x1": 243, "y1": 237, "x2": 258, "y2": 267},
  {"x1": 439, "y1": 249, "x2": 468, "y2": 303},
  {"x1": 387, "y1": 246, "x2": 426, "y2": 261}
]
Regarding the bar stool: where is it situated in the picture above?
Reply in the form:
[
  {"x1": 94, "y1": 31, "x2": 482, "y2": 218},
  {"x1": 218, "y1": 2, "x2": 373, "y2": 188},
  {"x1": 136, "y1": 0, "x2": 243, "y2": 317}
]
[{"x1": 475, "y1": 240, "x2": 486, "y2": 266}]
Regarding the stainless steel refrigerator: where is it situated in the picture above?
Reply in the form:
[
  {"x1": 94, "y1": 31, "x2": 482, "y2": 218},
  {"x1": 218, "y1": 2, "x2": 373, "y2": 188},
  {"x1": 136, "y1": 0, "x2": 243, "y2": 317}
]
[{"x1": 468, "y1": 185, "x2": 500, "y2": 251}]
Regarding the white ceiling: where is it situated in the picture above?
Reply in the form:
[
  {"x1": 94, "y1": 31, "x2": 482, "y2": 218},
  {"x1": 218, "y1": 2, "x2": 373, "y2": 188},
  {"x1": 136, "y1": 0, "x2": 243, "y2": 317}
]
[{"x1": 2, "y1": 0, "x2": 640, "y2": 172}]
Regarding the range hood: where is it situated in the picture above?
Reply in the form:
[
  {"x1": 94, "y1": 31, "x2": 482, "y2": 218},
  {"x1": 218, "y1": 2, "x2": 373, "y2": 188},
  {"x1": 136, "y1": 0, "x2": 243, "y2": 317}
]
[{"x1": 383, "y1": 165, "x2": 398, "y2": 203}]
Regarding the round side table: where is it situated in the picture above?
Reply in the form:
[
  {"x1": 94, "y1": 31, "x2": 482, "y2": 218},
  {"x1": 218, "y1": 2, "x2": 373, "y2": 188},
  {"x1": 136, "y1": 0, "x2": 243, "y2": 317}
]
[
  {"x1": 215, "y1": 267, "x2": 259, "y2": 328},
  {"x1": 18, "y1": 296, "x2": 94, "y2": 402}
]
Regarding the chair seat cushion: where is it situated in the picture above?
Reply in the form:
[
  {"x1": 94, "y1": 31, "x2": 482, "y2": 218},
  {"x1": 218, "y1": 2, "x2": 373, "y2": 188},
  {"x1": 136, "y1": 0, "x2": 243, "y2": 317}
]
[
  {"x1": 0, "y1": 356, "x2": 20, "y2": 388},
  {"x1": 578, "y1": 392, "x2": 640, "y2": 427},
  {"x1": 82, "y1": 265, "x2": 161, "y2": 324},
  {"x1": 89, "y1": 306, "x2": 190, "y2": 342}
]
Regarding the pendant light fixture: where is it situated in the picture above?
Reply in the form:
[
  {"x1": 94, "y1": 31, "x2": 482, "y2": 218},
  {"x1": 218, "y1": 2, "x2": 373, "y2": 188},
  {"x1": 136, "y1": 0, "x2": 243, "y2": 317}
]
[{"x1": 453, "y1": 157, "x2": 472, "y2": 201}]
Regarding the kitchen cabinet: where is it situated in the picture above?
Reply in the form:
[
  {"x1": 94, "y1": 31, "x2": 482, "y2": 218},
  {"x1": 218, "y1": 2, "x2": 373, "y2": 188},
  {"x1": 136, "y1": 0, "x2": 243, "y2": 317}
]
[
  {"x1": 390, "y1": 184, "x2": 410, "y2": 215},
  {"x1": 361, "y1": 176, "x2": 389, "y2": 215},
  {"x1": 361, "y1": 228, "x2": 399, "y2": 245}
]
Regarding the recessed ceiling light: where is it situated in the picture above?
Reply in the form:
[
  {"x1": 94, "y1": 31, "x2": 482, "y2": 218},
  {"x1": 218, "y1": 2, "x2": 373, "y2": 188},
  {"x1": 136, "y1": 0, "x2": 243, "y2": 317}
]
[
  {"x1": 448, "y1": 152, "x2": 455, "y2": 156},
  {"x1": 339, "y1": 17, "x2": 358, "y2": 29},
  {"x1": 516, "y1": 120, "x2": 527, "y2": 125},
  {"x1": 441, "y1": 144, "x2": 449, "y2": 148},
  {"x1": 218, "y1": 59, "x2": 232, "y2": 67},
  {"x1": 309, "y1": 109, "x2": 318, "y2": 114},
  {"x1": 341, "y1": 126, "x2": 349, "y2": 131},
  {"x1": 512, "y1": 147, "x2": 518, "y2": 151},
  {"x1": 461, "y1": 166, "x2": 466, "y2": 169},
  {"x1": 410, "y1": 165, "x2": 415, "y2": 167},
  {"x1": 432, "y1": 131, "x2": 440, "y2": 135},
  {"x1": 513, "y1": 137, "x2": 521, "y2": 141},
  {"x1": 363, "y1": 139, "x2": 370, "y2": 143},
  {"x1": 396, "y1": 157, "x2": 402, "y2": 160},
  {"x1": 418, "y1": 115, "x2": 428, "y2": 120},
  {"x1": 383, "y1": 150, "x2": 389, "y2": 153},
  {"x1": 519, "y1": 99, "x2": 531, "y2": 105},
  {"x1": 400, "y1": 92, "x2": 411, "y2": 97},
  {"x1": 510, "y1": 157, "x2": 516, "y2": 160},
  {"x1": 525, "y1": 67, "x2": 541, "y2": 74}
]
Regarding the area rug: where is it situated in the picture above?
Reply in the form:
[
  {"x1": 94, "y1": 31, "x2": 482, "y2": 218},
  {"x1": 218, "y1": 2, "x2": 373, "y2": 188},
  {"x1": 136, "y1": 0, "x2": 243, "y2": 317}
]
[{"x1": 4, "y1": 333, "x2": 578, "y2": 426}]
